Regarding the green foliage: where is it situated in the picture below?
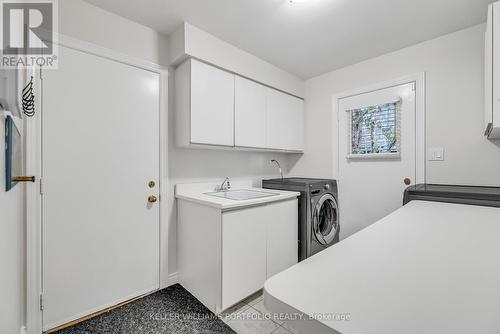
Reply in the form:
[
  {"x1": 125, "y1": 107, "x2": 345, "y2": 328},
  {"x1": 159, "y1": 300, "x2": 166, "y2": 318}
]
[{"x1": 350, "y1": 102, "x2": 398, "y2": 155}]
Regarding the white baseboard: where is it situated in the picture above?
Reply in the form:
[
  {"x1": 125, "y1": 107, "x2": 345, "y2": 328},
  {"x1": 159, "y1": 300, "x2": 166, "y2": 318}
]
[{"x1": 167, "y1": 272, "x2": 178, "y2": 286}]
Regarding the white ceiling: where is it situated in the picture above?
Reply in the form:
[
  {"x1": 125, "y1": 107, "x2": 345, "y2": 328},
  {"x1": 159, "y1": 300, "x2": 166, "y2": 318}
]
[{"x1": 84, "y1": 0, "x2": 494, "y2": 79}]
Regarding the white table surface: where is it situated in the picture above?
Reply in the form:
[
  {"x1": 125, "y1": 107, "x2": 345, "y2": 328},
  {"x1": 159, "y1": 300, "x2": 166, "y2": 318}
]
[
  {"x1": 175, "y1": 181, "x2": 300, "y2": 210},
  {"x1": 264, "y1": 200, "x2": 500, "y2": 334}
]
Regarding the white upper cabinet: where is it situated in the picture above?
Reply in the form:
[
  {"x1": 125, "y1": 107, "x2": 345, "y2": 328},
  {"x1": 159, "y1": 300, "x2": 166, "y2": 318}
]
[
  {"x1": 176, "y1": 58, "x2": 235, "y2": 147},
  {"x1": 234, "y1": 76, "x2": 268, "y2": 148},
  {"x1": 267, "y1": 88, "x2": 305, "y2": 151},
  {"x1": 289, "y1": 96, "x2": 305, "y2": 151},
  {"x1": 175, "y1": 58, "x2": 304, "y2": 152},
  {"x1": 485, "y1": 2, "x2": 500, "y2": 139}
]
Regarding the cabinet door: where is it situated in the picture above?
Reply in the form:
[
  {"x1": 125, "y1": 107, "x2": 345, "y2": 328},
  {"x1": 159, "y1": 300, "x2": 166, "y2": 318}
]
[
  {"x1": 266, "y1": 89, "x2": 304, "y2": 151},
  {"x1": 190, "y1": 59, "x2": 235, "y2": 146},
  {"x1": 234, "y1": 76, "x2": 267, "y2": 148},
  {"x1": 289, "y1": 96, "x2": 305, "y2": 151},
  {"x1": 493, "y1": 3, "x2": 500, "y2": 129},
  {"x1": 222, "y1": 206, "x2": 267, "y2": 309},
  {"x1": 266, "y1": 199, "x2": 298, "y2": 278},
  {"x1": 486, "y1": 4, "x2": 494, "y2": 133}
]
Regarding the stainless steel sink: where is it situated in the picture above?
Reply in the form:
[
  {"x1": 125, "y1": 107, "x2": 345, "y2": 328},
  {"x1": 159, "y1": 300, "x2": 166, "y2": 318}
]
[{"x1": 204, "y1": 189, "x2": 278, "y2": 201}]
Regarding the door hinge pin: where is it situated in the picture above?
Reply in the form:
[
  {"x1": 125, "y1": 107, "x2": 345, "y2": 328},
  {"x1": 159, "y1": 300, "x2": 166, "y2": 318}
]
[
  {"x1": 39, "y1": 178, "x2": 43, "y2": 195},
  {"x1": 40, "y1": 294, "x2": 44, "y2": 311}
]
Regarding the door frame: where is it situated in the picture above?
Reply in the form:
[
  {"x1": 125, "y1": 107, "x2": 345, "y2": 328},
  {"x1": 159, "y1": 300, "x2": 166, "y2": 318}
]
[
  {"x1": 25, "y1": 33, "x2": 169, "y2": 334},
  {"x1": 332, "y1": 73, "x2": 426, "y2": 215}
]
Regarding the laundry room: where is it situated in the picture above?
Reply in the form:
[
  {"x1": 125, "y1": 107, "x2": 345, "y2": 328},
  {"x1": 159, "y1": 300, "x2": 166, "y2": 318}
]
[{"x1": 1, "y1": 0, "x2": 500, "y2": 333}]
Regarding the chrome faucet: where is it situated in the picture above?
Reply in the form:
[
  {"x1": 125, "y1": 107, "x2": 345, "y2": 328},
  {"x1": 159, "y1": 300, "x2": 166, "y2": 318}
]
[
  {"x1": 270, "y1": 159, "x2": 283, "y2": 181},
  {"x1": 216, "y1": 177, "x2": 231, "y2": 192}
]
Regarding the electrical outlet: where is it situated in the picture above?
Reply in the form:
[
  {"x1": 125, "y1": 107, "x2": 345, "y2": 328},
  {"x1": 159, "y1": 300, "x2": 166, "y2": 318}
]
[{"x1": 428, "y1": 147, "x2": 444, "y2": 161}]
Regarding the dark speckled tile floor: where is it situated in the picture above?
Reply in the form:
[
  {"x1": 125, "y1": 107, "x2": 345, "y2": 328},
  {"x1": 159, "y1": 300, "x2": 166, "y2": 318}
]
[{"x1": 53, "y1": 284, "x2": 235, "y2": 334}]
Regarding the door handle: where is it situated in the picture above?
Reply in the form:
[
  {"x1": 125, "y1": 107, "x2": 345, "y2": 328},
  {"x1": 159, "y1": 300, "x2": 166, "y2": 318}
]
[
  {"x1": 148, "y1": 195, "x2": 157, "y2": 203},
  {"x1": 404, "y1": 178, "x2": 411, "y2": 186},
  {"x1": 12, "y1": 176, "x2": 35, "y2": 182},
  {"x1": 485, "y1": 122, "x2": 493, "y2": 136}
]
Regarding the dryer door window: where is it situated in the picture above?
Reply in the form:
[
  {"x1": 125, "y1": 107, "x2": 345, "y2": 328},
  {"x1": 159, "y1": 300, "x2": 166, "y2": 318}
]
[{"x1": 313, "y1": 194, "x2": 339, "y2": 245}]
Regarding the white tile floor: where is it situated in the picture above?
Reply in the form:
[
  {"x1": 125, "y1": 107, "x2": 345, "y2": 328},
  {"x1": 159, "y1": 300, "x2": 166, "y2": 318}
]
[{"x1": 220, "y1": 290, "x2": 302, "y2": 334}]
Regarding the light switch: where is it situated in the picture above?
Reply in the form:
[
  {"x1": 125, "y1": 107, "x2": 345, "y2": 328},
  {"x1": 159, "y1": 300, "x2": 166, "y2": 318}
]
[{"x1": 428, "y1": 147, "x2": 444, "y2": 161}]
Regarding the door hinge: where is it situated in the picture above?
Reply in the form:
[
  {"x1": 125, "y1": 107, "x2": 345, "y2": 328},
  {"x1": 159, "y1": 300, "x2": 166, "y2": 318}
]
[
  {"x1": 39, "y1": 178, "x2": 43, "y2": 195},
  {"x1": 39, "y1": 294, "x2": 44, "y2": 311}
]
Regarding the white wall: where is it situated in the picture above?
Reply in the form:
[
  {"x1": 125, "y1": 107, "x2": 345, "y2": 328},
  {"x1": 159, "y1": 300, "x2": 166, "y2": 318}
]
[
  {"x1": 289, "y1": 24, "x2": 500, "y2": 190},
  {"x1": 0, "y1": 111, "x2": 25, "y2": 333},
  {"x1": 59, "y1": 0, "x2": 169, "y2": 66},
  {"x1": 169, "y1": 23, "x2": 304, "y2": 97}
]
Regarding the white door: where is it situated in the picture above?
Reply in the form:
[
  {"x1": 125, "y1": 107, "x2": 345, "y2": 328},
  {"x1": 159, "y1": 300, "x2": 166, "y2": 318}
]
[
  {"x1": 42, "y1": 45, "x2": 160, "y2": 330},
  {"x1": 338, "y1": 82, "x2": 416, "y2": 238}
]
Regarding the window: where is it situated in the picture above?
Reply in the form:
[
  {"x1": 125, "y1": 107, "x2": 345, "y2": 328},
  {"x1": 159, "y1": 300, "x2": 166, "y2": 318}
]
[{"x1": 347, "y1": 100, "x2": 401, "y2": 159}]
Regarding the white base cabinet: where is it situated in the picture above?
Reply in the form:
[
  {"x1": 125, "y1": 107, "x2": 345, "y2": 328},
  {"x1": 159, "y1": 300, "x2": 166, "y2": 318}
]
[
  {"x1": 222, "y1": 206, "x2": 267, "y2": 309},
  {"x1": 265, "y1": 200, "x2": 299, "y2": 278},
  {"x1": 177, "y1": 199, "x2": 298, "y2": 313}
]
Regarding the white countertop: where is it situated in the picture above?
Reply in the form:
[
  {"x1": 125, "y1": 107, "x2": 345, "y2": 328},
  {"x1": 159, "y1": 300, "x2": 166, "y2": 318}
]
[
  {"x1": 175, "y1": 181, "x2": 300, "y2": 210},
  {"x1": 264, "y1": 200, "x2": 500, "y2": 334}
]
